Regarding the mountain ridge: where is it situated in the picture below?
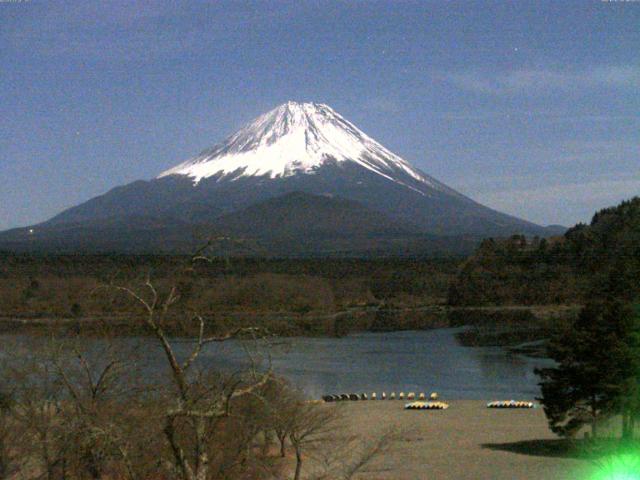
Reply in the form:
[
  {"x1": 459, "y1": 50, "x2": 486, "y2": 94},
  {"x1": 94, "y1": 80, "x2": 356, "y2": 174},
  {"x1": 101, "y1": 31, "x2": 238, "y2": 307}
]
[
  {"x1": 0, "y1": 101, "x2": 562, "y2": 255},
  {"x1": 0, "y1": 192, "x2": 482, "y2": 256}
]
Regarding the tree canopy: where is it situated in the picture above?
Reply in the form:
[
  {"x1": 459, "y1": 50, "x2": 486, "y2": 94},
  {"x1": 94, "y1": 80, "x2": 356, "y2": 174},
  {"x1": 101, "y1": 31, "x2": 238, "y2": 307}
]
[{"x1": 536, "y1": 300, "x2": 640, "y2": 438}]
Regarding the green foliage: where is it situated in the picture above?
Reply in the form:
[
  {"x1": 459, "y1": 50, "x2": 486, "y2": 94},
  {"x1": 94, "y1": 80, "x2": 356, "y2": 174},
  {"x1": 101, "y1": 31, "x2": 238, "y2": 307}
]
[
  {"x1": 449, "y1": 196, "x2": 640, "y2": 306},
  {"x1": 536, "y1": 299, "x2": 640, "y2": 438},
  {"x1": 529, "y1": 198, "x2": 640, "y2": 440}
]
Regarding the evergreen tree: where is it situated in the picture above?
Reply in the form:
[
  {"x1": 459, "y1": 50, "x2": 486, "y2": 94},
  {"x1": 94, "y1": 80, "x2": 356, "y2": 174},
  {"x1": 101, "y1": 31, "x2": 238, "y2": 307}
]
[
  {"x1": 536, "y1": 300, "x2": 640, "y2": 439},
  {"x1": 612, "y1": 302, "x2": 640, "y2": 440}
]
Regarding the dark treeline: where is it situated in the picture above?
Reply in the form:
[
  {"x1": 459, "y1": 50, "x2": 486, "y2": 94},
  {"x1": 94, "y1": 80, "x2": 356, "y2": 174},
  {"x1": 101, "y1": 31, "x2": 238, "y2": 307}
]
[
  {"x1": 448, "y1": 197, "x2": 640, "y2": 307},
  {"x1": 531, "y1": 198, "x2": 640, "y2": 442},
  {"x1": 0, "y1": 253, "x2": 463, "y2": 281},
  {"x1": 447, "y1": 235, "x2": 589, "y2": 306},
  {"x1": 0, "y1": 254, "x2": 460, "y2": 336}
]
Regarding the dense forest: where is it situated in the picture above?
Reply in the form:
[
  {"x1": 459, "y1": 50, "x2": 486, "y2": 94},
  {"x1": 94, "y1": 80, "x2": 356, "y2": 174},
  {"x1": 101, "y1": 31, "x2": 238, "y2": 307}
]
[
  {"x1": 2, "y1": 197, "x2": 638, "y2": 339},
  {"x1": 0, "y1": 254, "x2": 460, "y2": 336},
  {"x1": 448, "y1": 197, "x2": 640, "y2": 307},
  {"x1": 532, "y1": 198, "x2": 640, "y2": 441}
]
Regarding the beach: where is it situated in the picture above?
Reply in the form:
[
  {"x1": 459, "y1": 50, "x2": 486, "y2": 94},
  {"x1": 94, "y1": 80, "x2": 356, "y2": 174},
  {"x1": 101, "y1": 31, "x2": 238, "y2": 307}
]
[{"x1": 332, "y1": 400, "x2": 592, "y2": 480}]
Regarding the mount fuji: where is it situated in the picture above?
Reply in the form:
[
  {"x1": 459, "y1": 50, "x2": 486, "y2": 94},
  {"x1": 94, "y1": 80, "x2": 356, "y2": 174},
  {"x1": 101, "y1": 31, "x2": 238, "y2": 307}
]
[
  {"x1": 158, "y1": 101, "x2": 449, "y2": 194},
  {"x1": 0, "y1": 102, "x2": 561, "y2": 255}
]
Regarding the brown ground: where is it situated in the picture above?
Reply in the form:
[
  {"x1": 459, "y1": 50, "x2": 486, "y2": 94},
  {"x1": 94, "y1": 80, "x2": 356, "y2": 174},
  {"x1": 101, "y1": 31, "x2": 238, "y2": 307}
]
[{"x1": 334, "y1": 400, "x2": 593, "y2": 480}]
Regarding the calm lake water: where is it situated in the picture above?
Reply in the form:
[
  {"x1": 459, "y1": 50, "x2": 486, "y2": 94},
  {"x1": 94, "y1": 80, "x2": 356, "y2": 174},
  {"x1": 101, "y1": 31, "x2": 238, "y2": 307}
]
[{"x1": 0, "y1": 328, "x2": 552, "y2": 400}]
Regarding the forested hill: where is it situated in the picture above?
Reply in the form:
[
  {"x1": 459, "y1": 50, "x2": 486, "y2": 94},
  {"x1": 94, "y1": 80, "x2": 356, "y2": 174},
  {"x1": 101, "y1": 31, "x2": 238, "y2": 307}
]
[{"x1": 448, "y1": 197, "x2": 640, "y2": 306}]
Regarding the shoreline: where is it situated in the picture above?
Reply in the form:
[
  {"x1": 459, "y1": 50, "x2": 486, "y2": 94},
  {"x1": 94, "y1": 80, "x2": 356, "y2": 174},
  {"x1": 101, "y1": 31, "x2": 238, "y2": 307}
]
[
  {"x1": 0, "y1": 304, "x2": 578, "y2": 331},
  {"x1": 0, "y1": 305, "x2": 578, "y2": 361}
]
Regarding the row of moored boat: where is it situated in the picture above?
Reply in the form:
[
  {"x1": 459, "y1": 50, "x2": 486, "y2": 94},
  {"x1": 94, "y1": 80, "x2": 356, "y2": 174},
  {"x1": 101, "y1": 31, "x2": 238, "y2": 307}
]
[
  {"x1": 322, "y1": 392, "x2": 439, "y2": 402},
  {"x1": 486, "y1": 400, "x2": 535, "y2": 409}
]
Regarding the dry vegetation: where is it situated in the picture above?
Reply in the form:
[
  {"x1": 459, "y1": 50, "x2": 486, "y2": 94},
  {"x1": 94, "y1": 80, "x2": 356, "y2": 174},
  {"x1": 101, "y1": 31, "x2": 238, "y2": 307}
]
[
  {"x1": 0, "y1": 337, "x2": 392, "y2": 480},
  {"x1": 0, "y1": 252, "x2": 397, "y2": 480},
  {"x1": 0, "y1": 254, "x2": 458, "y2": 336}
]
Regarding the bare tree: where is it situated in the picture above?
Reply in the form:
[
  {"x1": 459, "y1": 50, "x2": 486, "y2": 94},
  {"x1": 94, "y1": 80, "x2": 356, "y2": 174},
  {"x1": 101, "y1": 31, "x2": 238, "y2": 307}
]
[
  {"x1": 48, "y1": 330, "x2": 146, "y2": 480},
  {"x1": 9, "y1": 353, "x2": 68, "y2": 480},
  {"x1": 288, "y1": 402, "x2": 341, "y2": 480},
  {"x1": 111, "y1": 259, "x2": 273, "y2": 480},
  {"x1": 273, "y1": 397, "x2": 398, "y2": 480},
  {"x1": 262, "y1": 379, "x2": 298, "y2": 458},
  {"x1": 312, "y1": 438, "x2": 394, "y2": 480},
  {"x1": 1, "y1": 243, "x2": 394, "y2": 480},
  {"x1": 0, "y1": 388, "x2": 18, "y2": 479},
  {"x1": 6, "y1": 327, "x2": 148, "y2": 480}
]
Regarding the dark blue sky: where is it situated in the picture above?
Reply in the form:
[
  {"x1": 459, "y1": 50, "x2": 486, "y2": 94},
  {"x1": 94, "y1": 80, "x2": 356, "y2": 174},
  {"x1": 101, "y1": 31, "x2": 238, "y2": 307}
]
[{"x1": 1, "y1": 0, "x2": 639, "y2": 230}]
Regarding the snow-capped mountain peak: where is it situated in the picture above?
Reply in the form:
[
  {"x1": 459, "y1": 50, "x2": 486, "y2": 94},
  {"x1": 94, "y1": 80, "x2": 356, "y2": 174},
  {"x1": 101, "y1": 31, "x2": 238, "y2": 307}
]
[
  {"x1": 3, "y1": 103, "x2": 550, "y2": 255},
  {"x1": 158, "y1": 101, "x2": 439, "y2": 192}
]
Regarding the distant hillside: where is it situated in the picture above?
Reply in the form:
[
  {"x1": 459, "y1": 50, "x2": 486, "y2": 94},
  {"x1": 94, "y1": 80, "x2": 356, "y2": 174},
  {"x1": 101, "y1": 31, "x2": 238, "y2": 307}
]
[
  {"x1": 0, "y1": 192, "x2": 480, "y2": 256},
  {"x1": 448, "y1": 197, "x2": 640, "y2": 306},
  {"x1": 213, "y1": 191, "x2": 419, "y2": 238}
]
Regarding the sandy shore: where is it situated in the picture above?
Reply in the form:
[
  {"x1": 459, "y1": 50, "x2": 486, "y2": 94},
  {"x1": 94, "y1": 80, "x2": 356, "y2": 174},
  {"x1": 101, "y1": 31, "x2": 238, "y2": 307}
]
[{"x1": 332, "y1": 400, "x2": 592, "y2": 480}]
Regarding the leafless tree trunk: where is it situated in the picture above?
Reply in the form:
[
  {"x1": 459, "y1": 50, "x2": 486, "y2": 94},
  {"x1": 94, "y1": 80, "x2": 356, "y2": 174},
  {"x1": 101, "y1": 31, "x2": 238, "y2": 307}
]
[
  {"x1": 111, "y1": 250, "x2": 274, "y2": 480},
  {"x1": 278, "y1": 432, "x2": 288, "y2": 458},
  {"x1": 0, "y1": 390, "x2": 17, "y2": 479},
  {"x1": 294, "y1": 446, "x2": 303, "y2": 480},
  {"x1": 288, "y1": 403, "x2": 340, "y2": 480}
]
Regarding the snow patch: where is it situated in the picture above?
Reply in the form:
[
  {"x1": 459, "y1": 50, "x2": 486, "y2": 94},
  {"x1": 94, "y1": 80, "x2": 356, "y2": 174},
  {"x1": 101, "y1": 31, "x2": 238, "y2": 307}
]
[{"x1": 158, "y1": 101, "x2": 440, "y2": 194}]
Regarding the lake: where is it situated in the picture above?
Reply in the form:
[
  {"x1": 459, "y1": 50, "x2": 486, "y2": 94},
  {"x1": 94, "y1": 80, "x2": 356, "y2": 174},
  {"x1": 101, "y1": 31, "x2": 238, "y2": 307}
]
[{"x1": 0, "y1": 328, "x2": 552, "y2": 400}]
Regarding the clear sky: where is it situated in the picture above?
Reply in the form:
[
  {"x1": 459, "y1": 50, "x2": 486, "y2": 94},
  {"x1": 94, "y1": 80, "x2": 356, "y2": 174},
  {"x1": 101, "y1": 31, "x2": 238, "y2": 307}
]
[{"x1": 1, "y1": 0, "x2": 639, "y2": 230}]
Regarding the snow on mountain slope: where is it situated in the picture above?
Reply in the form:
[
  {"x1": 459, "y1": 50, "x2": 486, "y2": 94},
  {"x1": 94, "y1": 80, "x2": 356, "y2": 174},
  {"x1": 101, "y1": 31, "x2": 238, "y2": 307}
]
[
  {"x1": 0, "y1": 99, "x2": 557, "y2": 255},
  {"x1": 158, "y1": 101, "x2": 440, "y2": 194}
]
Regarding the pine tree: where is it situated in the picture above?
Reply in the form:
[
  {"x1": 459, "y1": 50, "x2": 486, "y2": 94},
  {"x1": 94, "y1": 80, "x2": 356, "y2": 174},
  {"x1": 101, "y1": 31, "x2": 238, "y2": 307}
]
[
  {"x1": 536, "y1": 300, "x2": 640, "y2": 439},
  {"x1": 611, "y1": 302, "x2": 640, "y2": 440}
]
